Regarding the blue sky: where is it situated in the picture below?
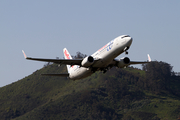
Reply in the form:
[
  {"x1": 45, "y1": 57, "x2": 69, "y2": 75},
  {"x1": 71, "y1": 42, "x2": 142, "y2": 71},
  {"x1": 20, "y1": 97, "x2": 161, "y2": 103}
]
[{"x1": 0, "y1": 1, "x2": 180, "y2": 87}]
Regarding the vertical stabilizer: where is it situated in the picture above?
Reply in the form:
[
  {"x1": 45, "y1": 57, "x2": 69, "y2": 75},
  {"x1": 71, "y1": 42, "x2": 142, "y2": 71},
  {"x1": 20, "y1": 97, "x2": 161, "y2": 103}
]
[{"x1": 63, "y1": 48, "x2": 72, "y2": 73}]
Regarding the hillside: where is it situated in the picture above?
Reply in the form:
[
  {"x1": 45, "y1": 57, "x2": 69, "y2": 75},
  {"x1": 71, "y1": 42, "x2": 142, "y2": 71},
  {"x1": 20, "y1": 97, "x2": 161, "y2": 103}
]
[{"x1": 0, "y1": 62, "x2": 180, "y2": 120}]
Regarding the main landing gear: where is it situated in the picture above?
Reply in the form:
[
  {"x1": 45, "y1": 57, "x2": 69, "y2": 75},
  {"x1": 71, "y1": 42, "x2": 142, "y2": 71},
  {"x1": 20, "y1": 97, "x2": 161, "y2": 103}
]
[
  {"x1": 103, "y1": 69, "x2": 107, "y2": 73},
  {"x1": 101, "y1": 67, "x2": 110, "y2": 74}
]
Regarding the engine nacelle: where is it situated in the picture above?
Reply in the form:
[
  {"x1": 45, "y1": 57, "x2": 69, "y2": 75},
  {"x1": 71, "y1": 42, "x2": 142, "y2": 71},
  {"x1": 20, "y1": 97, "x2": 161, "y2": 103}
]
[
  {"x1": 81, "y1": 56, "x2": 94, "y2": 67},
  {"x1": 117, "y1": 57, "x2": 130, "y2": 68}
]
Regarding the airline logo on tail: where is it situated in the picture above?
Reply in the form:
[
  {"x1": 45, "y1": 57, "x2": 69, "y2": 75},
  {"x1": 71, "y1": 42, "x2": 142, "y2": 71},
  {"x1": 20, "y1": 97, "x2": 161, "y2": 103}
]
[
  {"x1": 63, "y1": 48, "x2": 73, "y2": 72},
  {"x1": 64, "y1": 49, "x2": 70, "y2": 59},
  {"x1": 63, "y1": 48, "x2": 72, "y2": 60}
]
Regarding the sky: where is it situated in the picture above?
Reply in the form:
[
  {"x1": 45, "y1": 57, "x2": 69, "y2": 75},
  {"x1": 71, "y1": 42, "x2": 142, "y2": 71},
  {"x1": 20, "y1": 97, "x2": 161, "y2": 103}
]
[{"x1": 1, "y1": 1, "x2": 180, "y2": 87}]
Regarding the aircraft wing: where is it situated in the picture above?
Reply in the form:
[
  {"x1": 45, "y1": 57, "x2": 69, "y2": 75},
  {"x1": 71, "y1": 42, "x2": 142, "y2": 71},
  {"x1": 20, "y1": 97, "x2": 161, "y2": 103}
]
[
  {"x1": 129, "y1": 61, "x2": 149, "y2": 65},
  {"x1": 110, "y1": 54, "x2": 151, "y2": 68},
  {"x1": 22, "y1": 50, "x2": 82, "y2": 66},
  {"x1": 41, "y1": 73, "x2": 69, "y2": 76},
  {"x1": 129, "y1": 54, "x2": 151, "y2": 65}
]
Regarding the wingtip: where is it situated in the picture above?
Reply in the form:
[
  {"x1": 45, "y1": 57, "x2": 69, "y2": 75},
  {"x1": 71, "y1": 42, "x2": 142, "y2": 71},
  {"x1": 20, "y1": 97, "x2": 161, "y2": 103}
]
[
  {"x1": 147, "y1": 54, "x2": 151, "y2": 62},
  {"x1": 22, "y1": 50, "x2": 27, "y2": 58}
]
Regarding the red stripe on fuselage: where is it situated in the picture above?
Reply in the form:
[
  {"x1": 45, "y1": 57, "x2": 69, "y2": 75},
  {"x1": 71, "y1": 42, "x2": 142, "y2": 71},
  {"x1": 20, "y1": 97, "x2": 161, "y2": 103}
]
[{"x1": 98, "y1": 44, "x2": 107, "y2": 51}]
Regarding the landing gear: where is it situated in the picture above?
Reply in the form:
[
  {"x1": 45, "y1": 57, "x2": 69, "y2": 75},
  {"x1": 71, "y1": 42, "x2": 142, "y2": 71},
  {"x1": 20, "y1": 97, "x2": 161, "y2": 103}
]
[
  {"x1": 92, "y1": 69, "x2": 96, "y2": 73},
  {"x1": 125, "y1": 51, "x2": 128, "y2": 55},
  {"x1": 101, "y1": 68, "x2": 109, "y2": 74},
  {"x1": 124, "y1": 47, "x2": 129, "y2": 55},
  {"x1": 91, "y1": 68, "x2": 97, "y2": 73},
  {"x1": 103, "y1": 69, "x2": 107, "y2": 73}
]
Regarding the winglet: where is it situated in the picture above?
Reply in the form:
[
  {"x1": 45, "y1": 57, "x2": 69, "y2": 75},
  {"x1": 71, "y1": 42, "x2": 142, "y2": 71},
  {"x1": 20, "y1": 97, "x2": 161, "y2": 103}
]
[
  {"x1": 22, "y1": 50, "x2": 27, "y2": 59},
  {"x1": 147, "y1": 54, "x2": 151, "y2": 62}
]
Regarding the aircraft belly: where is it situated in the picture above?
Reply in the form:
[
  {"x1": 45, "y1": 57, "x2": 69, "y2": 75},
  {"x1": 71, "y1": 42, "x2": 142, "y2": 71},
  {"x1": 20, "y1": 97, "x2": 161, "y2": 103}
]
[
  {"x1": 70, "y1": 67, "x2": 93, "y2": 80},
  {"x1": 92, "y1": 58, "x2": 112, "y2": 68}
]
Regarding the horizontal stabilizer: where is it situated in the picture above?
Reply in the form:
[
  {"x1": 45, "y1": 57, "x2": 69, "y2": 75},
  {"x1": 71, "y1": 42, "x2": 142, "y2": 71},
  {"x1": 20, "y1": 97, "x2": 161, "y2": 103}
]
[{"x1": 41, "y1": 73, "x2": 69, "y2": 77}]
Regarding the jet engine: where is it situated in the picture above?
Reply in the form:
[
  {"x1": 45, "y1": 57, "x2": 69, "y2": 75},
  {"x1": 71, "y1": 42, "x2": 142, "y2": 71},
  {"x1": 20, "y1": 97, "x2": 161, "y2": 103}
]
[
  {"x1": 117, "y1": 57, "x2": 130, "y2": 68},
  {"x1": 81, "y1": 56, "x2": 94, "y2": 67}
]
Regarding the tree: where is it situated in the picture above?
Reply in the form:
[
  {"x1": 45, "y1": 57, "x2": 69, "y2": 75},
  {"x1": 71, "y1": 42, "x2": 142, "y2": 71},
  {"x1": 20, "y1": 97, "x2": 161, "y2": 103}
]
[
  {"x1": 142, "y1": 61, "x2": 173, "y2": 92},
  {"x1": 72, "y1": 52, "x2": 87, "y2": 59}
]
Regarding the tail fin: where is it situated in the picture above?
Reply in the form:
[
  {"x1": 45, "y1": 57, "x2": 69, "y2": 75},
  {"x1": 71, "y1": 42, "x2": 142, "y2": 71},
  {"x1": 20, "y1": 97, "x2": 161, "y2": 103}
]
[{"x1": 63, "y1": 48, "x2": 72, "y2": 73}]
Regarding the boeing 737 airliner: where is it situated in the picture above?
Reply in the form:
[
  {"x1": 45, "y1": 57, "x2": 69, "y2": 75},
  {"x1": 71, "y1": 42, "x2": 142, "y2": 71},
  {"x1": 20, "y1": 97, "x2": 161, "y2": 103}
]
[{"x1": 22, "y1": 35, "x2": 151, "y2": 80}]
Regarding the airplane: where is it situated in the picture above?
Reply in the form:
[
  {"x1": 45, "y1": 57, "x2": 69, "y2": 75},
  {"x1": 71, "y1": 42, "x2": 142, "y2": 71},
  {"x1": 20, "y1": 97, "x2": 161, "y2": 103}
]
[{"x1": 22, "y1": 35, "x2": 151, "y2": 80}]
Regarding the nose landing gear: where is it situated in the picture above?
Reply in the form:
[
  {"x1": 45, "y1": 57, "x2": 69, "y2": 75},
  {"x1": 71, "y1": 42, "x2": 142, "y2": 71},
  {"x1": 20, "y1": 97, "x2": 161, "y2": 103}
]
[{"x1": 124, "y1": 47, "x2": 129, "y2": 55}]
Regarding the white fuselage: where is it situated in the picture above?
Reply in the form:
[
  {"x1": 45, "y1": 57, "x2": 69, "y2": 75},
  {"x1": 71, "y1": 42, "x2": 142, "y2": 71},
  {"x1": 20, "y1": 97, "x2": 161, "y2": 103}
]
[{"x1": 69, "y1": 35, "x2": 133, "y2": 80}]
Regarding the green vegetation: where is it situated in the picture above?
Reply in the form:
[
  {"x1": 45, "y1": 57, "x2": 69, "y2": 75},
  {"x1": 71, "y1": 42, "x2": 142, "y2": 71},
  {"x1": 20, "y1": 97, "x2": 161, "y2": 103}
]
[{"x1": 0, "y1": 59, "x2": 180, "y2": 120}]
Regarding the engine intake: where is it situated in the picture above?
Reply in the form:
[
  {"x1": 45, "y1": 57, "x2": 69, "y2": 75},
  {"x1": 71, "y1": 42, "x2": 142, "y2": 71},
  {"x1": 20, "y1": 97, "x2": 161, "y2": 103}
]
[
  {"x1": 81, "y1": 56, "x2": 94, "y2": 67},
  {"x1": 117, "y1": 57, "x2": 130, "y2": 68}
]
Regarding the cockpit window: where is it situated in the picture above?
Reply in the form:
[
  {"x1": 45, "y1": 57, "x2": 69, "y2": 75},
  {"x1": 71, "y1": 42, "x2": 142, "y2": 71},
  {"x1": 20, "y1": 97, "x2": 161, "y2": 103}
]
[{"x1": 121, "y1": 35, "x2": 130, "y2": 39}]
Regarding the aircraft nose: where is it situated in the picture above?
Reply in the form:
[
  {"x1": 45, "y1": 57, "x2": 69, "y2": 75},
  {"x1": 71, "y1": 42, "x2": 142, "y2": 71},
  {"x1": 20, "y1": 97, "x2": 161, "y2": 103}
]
[
  {"x1": 130, "y1": 37, "x2": 133, "y2": 43},
  {"x1": 126, "y1": 37, "x2": 133, "y2": 45}
]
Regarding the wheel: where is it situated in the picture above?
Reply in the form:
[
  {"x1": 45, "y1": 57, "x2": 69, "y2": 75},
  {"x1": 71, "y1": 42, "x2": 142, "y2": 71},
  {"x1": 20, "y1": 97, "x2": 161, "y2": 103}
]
[{"x1": 103, "y1": 70, "x2": 107, "y2": 73}]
